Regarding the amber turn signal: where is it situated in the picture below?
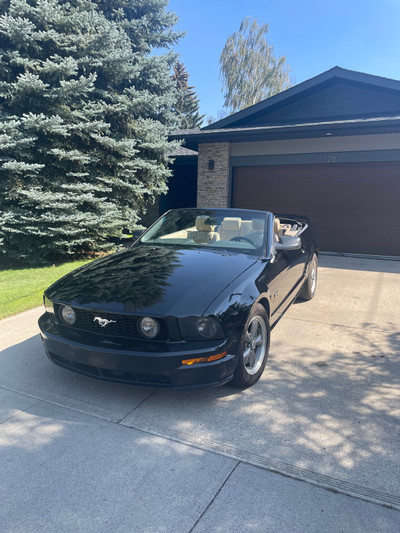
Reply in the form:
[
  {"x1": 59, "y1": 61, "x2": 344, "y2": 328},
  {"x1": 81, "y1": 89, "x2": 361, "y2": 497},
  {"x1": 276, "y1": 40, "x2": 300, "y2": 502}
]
[{"x1": 182, "y1": 351, "x2": 227, "y2": 366}]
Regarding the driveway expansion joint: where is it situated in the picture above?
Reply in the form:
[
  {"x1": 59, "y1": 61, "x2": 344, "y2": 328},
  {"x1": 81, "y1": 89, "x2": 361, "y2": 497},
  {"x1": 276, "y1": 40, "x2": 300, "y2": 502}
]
[
  {"x1": 117, "y1": 389, "x2": 156, "y2": 424},
  {"x1": 188, "y1": 462, "x2": 239, "y2": 533},
  {"x1": 121, "y1": 417, "x2": 400, "y2": 513}
]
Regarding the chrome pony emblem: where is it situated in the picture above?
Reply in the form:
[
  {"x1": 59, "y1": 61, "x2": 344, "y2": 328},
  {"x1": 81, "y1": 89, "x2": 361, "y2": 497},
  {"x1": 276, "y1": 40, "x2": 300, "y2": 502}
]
[{"x1": 93, "y1": 316, "x2": 116, "y2": 328}]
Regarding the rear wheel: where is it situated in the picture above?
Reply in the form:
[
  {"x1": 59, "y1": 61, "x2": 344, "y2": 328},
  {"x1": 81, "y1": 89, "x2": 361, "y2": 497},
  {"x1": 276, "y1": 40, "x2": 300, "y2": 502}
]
[
  {"x1": 232, "y1": 304, "x2": 270, "y2": 388},
  {"x1": 299, "y1": 254, "x2": 318, "y2": 301}
]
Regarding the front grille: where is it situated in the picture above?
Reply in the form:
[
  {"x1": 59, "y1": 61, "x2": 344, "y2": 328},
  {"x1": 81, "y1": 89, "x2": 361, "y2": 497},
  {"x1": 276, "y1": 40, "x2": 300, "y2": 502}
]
[{"x1": 55, "y1": 305, "x2": 167, "y2": 340}]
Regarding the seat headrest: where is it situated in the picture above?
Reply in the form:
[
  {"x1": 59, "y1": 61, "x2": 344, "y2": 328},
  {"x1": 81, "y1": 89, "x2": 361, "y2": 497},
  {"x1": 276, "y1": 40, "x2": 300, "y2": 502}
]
[
  {"x1": 196, "y1": 216, "x2": 215, "y2": 232},
  {"x1": 240, "y1": 221, "x2": 252, "y2": 234},
  {"x1": 274, "y1": 218, "x2": 281, "y2": 234},
  {"x1": 222, "y1": 217, "x2": 242, "y2": 231},
  {"x1": 252, "y1": 218, "x2": 264, "y2": 230}
]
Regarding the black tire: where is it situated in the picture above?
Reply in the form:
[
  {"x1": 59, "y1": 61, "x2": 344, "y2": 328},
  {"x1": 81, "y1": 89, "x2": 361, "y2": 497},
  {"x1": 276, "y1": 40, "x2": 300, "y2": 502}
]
[
  {"x1": 298, "y1": 254, "x2": 318, "y2": 301},
  {"x1": 231, "y1": 304, "x2": 270, "y2": 388}
]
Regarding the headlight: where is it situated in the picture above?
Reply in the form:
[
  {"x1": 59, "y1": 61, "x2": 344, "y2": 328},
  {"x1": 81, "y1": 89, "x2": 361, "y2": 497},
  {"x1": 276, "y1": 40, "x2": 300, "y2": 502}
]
[
  {"x1": 60, "y1": 305, "x2": 76, "y2": 325},
  {"x1": 196, "y1": 318, "x2": 217, "y2": 338},
  {"x1": 44, "y1": 295, "x2": 54, "y2": 315},
  {"x1": 178, "y1": 317, "x2": 224, "y2": 341},
  {"x1": 139, "y1": 317, "x2": 160, "y2": 339}
]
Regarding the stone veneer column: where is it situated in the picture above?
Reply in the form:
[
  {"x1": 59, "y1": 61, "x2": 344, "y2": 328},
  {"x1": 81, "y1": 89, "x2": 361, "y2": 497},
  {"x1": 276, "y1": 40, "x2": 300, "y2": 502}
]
[{"x1": 197, "y1": 142, "x2": 230, "y2": 208}]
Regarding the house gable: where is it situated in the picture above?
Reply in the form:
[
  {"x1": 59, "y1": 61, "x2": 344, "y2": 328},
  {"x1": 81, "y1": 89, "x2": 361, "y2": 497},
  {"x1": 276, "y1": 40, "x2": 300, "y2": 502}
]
[
  {"x1": 205, "y1": 67, "x2": 400, "y2": 130},
  {"x1": 245, "y1": 81, "x2": 400, "y2": 126}
]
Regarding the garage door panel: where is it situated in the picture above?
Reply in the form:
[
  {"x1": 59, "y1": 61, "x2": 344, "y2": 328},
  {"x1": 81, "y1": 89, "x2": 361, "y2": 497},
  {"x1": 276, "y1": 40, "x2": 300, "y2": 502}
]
[{"x1": 232, "y1": 162, "x2": 400, "y2": 255}]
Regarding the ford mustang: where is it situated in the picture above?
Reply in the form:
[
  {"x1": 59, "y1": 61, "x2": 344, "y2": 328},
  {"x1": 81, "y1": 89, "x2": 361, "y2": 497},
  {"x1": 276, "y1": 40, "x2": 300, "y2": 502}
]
[{"x1": 38, "y1": 208, "x2": 318, "y2": 389}]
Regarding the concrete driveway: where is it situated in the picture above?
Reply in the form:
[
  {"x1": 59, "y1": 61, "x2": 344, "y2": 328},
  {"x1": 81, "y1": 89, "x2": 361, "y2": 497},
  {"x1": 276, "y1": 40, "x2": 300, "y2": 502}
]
[{"x1": 0, "y1": 255, "x2": 399, "y2": 532}]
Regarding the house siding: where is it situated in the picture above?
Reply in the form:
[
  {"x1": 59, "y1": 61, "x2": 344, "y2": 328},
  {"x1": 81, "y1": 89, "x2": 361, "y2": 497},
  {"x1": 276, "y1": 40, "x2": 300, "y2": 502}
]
[{"x1": 230, "y1": 133, "x2": 400, "y2": 156}]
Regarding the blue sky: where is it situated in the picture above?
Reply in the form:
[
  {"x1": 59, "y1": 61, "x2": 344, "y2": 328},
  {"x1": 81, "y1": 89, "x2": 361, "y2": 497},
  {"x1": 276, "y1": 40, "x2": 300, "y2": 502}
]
[{"x1": 167, "y1": 0, "x2": 400, "y2": 121}]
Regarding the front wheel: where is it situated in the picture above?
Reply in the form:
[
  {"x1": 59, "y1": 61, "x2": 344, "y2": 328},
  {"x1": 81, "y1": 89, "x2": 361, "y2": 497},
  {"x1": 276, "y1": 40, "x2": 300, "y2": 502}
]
[
  {"x1": 232, "y1": 304, "x2": 270, "y2": 388},
  {"x1": 298, "y1": 254, "x2": 318, "y2": 301}
]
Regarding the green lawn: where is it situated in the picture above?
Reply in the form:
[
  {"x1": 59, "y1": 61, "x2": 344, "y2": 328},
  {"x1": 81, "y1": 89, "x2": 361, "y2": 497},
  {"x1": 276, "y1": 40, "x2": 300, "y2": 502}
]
[{"x1": 0, "y1": 259, "x2": 92, "y2": 320}]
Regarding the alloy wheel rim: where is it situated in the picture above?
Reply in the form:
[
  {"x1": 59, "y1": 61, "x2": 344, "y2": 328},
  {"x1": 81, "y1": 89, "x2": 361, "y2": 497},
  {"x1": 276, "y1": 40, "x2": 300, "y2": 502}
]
[{"x1": 243, "y1": 316, "x2": 267, "y2": 375}]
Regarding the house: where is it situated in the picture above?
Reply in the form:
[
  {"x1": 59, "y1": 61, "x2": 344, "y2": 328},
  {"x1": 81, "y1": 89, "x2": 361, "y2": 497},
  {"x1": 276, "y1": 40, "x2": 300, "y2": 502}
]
[{"x1": 170, "y1": 66, "x2": 400, "y2": 257}]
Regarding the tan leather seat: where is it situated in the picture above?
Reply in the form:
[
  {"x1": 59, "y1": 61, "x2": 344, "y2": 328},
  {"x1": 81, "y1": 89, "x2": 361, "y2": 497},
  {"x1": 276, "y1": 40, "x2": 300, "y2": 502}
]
[
  {"x1": 252, "y1": 218, "x2": 264, "y2": 231},
  {"x1": 241, "y1": 218, "x2": 264, "y2": 247},
  {"x1": 188, "y1": 216, "x2": 220, "y2": 243},
  {"x1": 282, "y1": 223, "x2": 299, "y2": 236},
  {"x1": 274, "y1": 218, "x2": 283, "y2": 241},
  {"x1": 220, "y1": 217, "x2": 242, "y2": 241},
  {"x1": 240, "y1": 220, "x2": 252, "y2": 237}
]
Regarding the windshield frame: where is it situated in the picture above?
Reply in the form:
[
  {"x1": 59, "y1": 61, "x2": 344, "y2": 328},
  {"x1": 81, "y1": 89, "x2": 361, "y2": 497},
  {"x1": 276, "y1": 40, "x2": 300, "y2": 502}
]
[{"x1": 137, "y1": 208, "x2": 272, "y2": 257}]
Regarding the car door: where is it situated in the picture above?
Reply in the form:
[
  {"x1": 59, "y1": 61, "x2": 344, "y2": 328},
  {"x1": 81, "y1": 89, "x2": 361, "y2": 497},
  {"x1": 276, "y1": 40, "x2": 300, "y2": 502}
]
[
  {"x1": 264, "y1": 252, "x2": 292, "y2": 317},
  {"x1": 280, "y1": 243, "x2": 308, "y2": 300},
  {"x1": 263, "y1": 237, "x2": 307, "y2": 322}
]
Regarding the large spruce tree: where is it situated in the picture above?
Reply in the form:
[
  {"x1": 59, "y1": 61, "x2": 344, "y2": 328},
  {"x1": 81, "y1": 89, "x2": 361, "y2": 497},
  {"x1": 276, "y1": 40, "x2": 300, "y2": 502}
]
[
  {"x1": 172, "y1": 61, "x2": 204, "y2": 129},
  {"x1": 0, "y1": 0, "x2": 180, "y2": 263}
]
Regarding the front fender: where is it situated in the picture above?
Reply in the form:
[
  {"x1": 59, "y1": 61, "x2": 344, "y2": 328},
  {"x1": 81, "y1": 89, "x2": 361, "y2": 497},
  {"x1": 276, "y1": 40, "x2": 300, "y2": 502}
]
[{"x1": 204, "y1": 261, "x2": 271, "y2": 341}]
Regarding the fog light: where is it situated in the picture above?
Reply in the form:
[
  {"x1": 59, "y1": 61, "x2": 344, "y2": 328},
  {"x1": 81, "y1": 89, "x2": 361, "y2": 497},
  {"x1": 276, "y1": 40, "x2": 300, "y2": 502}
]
[
  {"x1": 196, "y1": 318, "x2": 217, "y2": 338},
  {"x1": 60, "y1": 305, "x2": 76, "y2": 325},
  {"x1": 139, "y1": 317, "x2": 160, "y2": 339},
  {"x1": 182, "y1": 351, "x2": 227, "y2": 366}
]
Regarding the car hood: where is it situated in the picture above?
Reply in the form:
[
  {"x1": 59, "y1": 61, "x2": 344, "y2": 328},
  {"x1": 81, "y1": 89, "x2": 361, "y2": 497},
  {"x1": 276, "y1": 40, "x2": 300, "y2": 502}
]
[{"x1": 46, "y1": 245, "x2": 258, "y2": 316}]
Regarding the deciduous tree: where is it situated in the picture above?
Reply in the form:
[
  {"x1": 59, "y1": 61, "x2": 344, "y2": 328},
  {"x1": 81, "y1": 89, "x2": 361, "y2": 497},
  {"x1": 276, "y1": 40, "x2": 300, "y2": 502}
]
[{"x1": 220, "y1": 16, "x2": 291, "y2": 113}]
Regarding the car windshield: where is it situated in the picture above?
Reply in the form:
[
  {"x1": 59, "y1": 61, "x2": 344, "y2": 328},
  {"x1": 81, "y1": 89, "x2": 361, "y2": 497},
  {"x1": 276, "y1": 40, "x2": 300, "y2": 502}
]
[{"x1": 139, "y1": 209, "x2": 268, "y2": 255}]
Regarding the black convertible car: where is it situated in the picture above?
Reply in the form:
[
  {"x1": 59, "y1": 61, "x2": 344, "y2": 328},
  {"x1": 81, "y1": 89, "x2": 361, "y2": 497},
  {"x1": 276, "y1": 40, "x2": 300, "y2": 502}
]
[{"x1": 39, "y1": 208, "x2": 318, "y2": 389}]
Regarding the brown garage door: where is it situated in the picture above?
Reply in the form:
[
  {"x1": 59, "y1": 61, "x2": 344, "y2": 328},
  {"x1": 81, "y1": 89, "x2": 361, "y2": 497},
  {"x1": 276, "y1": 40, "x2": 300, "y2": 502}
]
[{"x1": 232, "y1": 162, "x2": 400, "y2": 256}]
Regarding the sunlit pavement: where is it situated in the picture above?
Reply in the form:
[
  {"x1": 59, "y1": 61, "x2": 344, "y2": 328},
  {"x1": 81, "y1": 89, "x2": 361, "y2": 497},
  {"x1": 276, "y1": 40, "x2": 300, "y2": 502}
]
[{"x1": 1, "y1": 255, "x2": 399, "y2": 532}]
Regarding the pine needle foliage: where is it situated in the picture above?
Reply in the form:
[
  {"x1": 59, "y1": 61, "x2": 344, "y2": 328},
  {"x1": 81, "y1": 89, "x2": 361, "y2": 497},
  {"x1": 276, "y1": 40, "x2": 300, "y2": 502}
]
[
  {"x1": 0, "y1": 0, "x2": 180, "y2": 264},
  {"x1": 220, "y1": 16, "x2": 291, "y2": 113},
  {"x1": 172, "y1": 60, "x2": 204, "y2": 129}
]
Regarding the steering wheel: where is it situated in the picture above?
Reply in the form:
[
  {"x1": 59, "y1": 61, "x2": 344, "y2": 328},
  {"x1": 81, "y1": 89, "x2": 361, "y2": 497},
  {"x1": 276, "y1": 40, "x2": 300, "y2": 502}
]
[{"x1": 230, "y1": 236, "x2": 256, "y2": 246}]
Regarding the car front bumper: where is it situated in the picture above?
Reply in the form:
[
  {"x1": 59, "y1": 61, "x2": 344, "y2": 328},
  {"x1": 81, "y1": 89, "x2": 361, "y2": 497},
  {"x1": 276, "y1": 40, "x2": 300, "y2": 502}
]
[{"x1": 38, "y1": 314, "x2": 237, "y2": 389}]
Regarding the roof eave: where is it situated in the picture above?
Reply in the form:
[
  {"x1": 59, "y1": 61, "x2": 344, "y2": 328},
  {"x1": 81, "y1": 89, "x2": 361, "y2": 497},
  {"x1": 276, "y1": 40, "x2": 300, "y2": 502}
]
[{"x1": 170, "y1": 118, "x2": 400, "y2": 151}]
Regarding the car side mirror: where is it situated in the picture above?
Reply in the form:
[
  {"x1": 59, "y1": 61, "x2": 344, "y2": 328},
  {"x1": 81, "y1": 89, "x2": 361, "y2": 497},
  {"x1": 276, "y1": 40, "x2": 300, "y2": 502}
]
[{"x1": 275, "y1": 235, "x2": 302, "y2": 251}]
